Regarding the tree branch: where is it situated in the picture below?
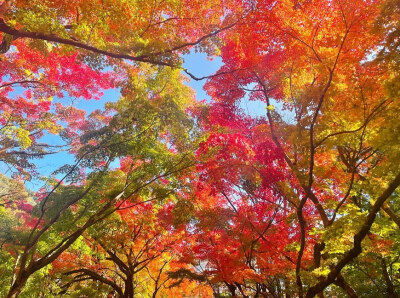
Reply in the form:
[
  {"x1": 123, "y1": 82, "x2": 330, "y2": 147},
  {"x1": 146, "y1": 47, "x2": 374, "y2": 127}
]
[{"x1": 306, "y1": 171, "x2": 400, "y2": 297}]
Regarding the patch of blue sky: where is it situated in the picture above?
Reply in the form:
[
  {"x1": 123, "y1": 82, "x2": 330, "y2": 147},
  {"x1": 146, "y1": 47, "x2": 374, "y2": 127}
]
[
  {"x1": 182, "y1": 52, "x2": 222, "y2": 102},
  {"x1": 24, "y1": 52, "x2": 218, "y2": 190},
  {"x1": 24, "y1": 87, "x2": 121, "y2": 190},
  {"x1": 182, "y1": 53, "x2": 295, "y2": 122},
  {"x1": 182, "y1": 52, "x2": 269, "y2": 119},
  {"x1": 17, "y1": 51, "x2": 294, "y2": 191}
]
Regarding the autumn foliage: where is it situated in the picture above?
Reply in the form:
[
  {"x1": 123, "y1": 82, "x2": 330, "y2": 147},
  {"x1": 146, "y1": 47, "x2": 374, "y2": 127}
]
[{"x1": 1, "y1": 0, "x2": 400, "y2": 297}]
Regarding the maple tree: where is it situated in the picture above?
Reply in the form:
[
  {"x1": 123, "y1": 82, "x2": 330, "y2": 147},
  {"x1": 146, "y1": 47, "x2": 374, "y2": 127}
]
[
  {"x1": 1, "y1": 0, "x2": 400, "y2": 297},
  {"x1": 0, "y1": 0, "x2": 245, "y2": 176},
  {"x1": 0, "y1": 0, "x2": 240, "y2": 296},
  {"x1": 1, "y1": 64, "x2": 201, "y2": 297},
  {"x1": 190, "y1": 0, "x2": 400, "y2": 296},
  {"x1": 49, "y1": 202, "x2": 212, "y2": 297}
]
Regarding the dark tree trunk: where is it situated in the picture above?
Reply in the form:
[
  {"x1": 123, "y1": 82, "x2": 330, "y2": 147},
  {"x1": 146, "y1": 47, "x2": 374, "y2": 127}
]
[
  {"x1": 382, "y1": 258, "x2": 398, "y2": 298},
  {"x1": 226, "y1": 283, "x2": 236, "y2": 297},
  {"x1": 123, "y1": 275, "x2": 134, "y2": 298},
  {"x1": 334, "y1": 274, "x2": 358, "y2": 298},
  {"x1": 7, "y1": 270, "x2": 29, "y2": 298}
]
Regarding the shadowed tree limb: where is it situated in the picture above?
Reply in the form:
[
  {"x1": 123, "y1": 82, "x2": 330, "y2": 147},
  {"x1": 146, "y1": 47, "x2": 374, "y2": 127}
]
[
  {"x1": 306, "y1": 171, "x2": 400, "y2": 297},
  {"x1": 0, "y1": 18, "x2": 238, "y2": 81}
]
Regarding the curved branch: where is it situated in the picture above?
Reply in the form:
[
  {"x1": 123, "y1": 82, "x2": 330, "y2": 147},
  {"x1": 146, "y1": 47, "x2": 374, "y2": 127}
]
[
  {"x1": 137, "y1": 20, "x2": 239, "y2": 59},
  {"x1": 0, "y1": 18, "x2": 237, "y2": 81},
  {"x1": 314, "y1": 100, "x2": 389, "y2": 148},
  {"x1": 306, "y1": 171, "x2": 400, "y2": 297},
  {"x1": 0, "y1": 80, "x2": 45, "y2": 89},
  {"x1": 382, "y1": 204, "x2": 400, "y2": 228},
  {"x1": 65, "y1": 269, "x2": 124, "y2": 296}
]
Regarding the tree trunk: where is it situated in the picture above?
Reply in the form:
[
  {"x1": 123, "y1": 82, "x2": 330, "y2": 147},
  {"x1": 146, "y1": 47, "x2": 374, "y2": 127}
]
[
  {"x1": 7, "y1": 272, "x2": 29, "y2": 298},
  {"x1": 226, "y1": 283, "x2": 237, "y2": 297},
  {"x1": 123, "y1": 275, "x2": 134, "y2": 298},
  {"x1": 334, "y1": 274, "x2": 358, "y2": 298},
  {"x1": 382, "y1": 258, "x2": 398, "y2": 298}
]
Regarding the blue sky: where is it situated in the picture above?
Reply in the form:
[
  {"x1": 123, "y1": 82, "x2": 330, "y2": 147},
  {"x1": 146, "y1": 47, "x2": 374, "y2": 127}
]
[
  {"x1": 20, "y1": 52, "x2": 272, "y2": 190},
  {"x1": 22, "y1": 52, "x2": 220, "y2": 190},
  {"x1": 182, "y1": 52, "x2": 221, "y2": 101},
  {"x1": 184, "y1": 52, "x2": 269, "y2": 117}
]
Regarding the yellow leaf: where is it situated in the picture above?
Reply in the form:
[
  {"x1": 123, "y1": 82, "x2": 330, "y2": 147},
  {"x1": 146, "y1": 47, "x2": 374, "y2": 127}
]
[{"x1": 266, "y1": 105, "x2": 275, "y2": 111}]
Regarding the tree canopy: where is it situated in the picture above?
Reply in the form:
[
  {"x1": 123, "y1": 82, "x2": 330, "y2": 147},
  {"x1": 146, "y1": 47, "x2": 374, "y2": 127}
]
[{"x1": 1, "y1": 0, "x2": 400, "y2": 297}]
